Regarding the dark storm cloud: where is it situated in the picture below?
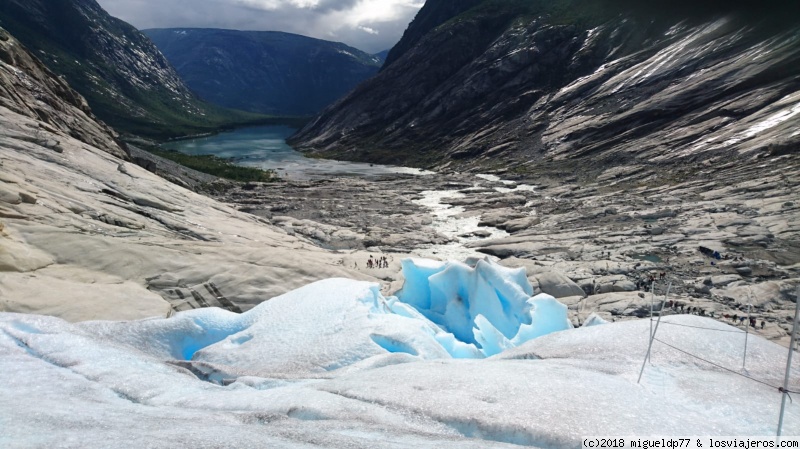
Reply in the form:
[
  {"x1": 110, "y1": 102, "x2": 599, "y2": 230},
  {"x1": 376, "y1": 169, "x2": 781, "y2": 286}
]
[{"x1": 95, "y1": 0, "x2": 424, "y2": 53}]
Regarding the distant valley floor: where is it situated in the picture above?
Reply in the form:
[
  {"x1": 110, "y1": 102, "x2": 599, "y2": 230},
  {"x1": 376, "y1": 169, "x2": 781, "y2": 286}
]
[{"x1": 203, "y1": 154, "x2": 800, "y2": 346}]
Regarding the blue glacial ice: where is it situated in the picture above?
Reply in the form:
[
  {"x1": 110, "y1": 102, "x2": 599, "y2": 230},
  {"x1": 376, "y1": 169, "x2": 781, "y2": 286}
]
[
  {"x1": 396, "y1": 258, "x2": 572, "y2": 356},
  {"x1": 196, "y1": 257, "x2": 573, "y2": 368},
  {"x1": 79, "y1": 257, "x2": 572, "y2": 376}
]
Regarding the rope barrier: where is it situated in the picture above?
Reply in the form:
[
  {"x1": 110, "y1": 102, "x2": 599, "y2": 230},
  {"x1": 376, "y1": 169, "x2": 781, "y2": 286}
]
[
  {"x1": 652, "y1": 337, "x2": 788, "y2": 392},
  {"x1": 653, "y1": 320, "x2": 747, "y2": 334}
]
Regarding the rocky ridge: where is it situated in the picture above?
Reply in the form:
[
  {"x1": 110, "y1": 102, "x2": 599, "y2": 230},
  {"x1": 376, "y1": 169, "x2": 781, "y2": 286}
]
[{"x1": 0, "y1": 27, "x2": 125, "y2": 159}]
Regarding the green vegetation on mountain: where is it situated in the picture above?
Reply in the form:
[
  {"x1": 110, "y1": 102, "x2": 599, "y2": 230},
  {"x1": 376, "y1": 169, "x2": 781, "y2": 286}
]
[
  {"x1": 0, "y1": 0, "x2": 287, "y2": 139},
  {"x1": 145, "y1": 147, "x2": 278, "y2": 183}
]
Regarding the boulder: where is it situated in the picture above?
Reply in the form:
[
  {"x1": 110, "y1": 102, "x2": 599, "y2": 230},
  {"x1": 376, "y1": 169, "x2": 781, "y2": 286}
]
[
  {"x1": 502, "y1": 216, "x2": 540, "y2": 233},
  {"x1": 478, "y1": 209, "x2": 527, "y2": 227},
  {"x1": 636, "y1": 209, "x2": 678, "y2": 220},
  {"x1": 710, "y1": 274, "x2": 741, "y2": 287},
  {"x1": 592, "y1": 275, "x2": 637, "y2": 294},
  {"x1": 580, "y1": 291, "x2": 658, "y2": 318},
  {"x1": 0, "y1": 185, "x2": 20, "y2": 204},
  {"x1": 18, "y1": 192, "x2": 37, "y2": 204},
  {"x1": 712, "y1": 280, "x2": 799, "y2": 306},
  {"x1": 532, "y1": 271, "x2": 586, "y2": 298}
]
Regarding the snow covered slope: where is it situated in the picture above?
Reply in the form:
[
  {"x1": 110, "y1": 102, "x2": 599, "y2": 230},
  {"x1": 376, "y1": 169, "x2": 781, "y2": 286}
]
[{"x1": 2, "y1": 262, "x2": 799, "y2": 447}]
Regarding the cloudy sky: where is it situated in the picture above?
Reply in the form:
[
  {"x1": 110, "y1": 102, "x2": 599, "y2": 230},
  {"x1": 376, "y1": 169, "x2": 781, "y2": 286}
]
[{"x1": 96, "y1": 0, "x2": 424, "y2": 53}]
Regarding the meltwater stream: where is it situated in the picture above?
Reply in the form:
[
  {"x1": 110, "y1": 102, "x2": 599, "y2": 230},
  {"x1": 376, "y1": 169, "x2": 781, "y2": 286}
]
[{"x1": 410, "y1": 190, "x2": 510, "y2": 262}]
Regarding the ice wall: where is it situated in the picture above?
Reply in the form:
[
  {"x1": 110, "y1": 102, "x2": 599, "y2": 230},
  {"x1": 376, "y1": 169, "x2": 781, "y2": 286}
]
[
  {"x1": 81, "y1": 258, "x2": 572, "y2": 374},
  {"x1": 396, "y1": 258, "x2": 572, "y2": 357}
]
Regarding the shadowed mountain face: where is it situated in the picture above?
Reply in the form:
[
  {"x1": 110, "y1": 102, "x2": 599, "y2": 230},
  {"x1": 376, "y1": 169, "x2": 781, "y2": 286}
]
[
  {"x1": 290, "y1": 0, "x2": 800, "y2": 172},
  {"x1": 0, "y1": 0, "x2": 263, "y2": 138},
  {"x1": 143, "y1": 29, "x2": 382, "y2": 116},
  {"x1": 0, "y1": 26, "x2": 126, "y2": 158}
]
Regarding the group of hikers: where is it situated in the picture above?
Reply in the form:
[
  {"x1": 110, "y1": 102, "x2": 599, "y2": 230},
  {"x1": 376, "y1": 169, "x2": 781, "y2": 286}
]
[
  {"x1": 698, "y1": 246, "x2": 745, "y2": 262},
  {"x1": 723, "y1": 313, "x2": 766, "y2": 330},
  {"x1": 665, "y1": 300, "x2": 709, "y2": 317},
  {"x1": 698, "y1": 245, "x2": 723, "y2": 260},
  {"x1": 366, "y1": 255, "x2": 388, "y2": 269},
  {"x1": 663, "y1": 300, "x2": 766, "y2": 329},
  {"x1": 636, "y1": 272, "x2": 667, "y2": 291}
]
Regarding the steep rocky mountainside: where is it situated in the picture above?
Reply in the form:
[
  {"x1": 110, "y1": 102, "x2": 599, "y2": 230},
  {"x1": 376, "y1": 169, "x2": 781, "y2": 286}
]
[
  {"x1": 290, "y1": 0, "x2": 800, "y2": 173},
  {"x1": 0, "y1": 25, "x2": 376, "y2": 321},
  {"x1": 0, "y1": 27, "x2": 125, "y2": 159},
  {"x1": 144, "y1": 29, "x2": 382, "y2": 116},
  {"x1": 0, "y1": 0, "x2": 263, "y2": 138},
  {"x1": 381, "y1": 0, "x2": 484, "y2": 68}
]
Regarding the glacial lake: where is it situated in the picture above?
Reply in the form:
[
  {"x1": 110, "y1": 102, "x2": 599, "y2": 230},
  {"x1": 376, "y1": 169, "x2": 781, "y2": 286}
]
[{"x1": 161, "y1": 126, "x2": 431, "y2": 180}]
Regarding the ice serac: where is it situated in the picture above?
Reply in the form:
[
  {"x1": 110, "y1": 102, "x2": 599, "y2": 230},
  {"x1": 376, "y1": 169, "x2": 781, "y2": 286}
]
[
  {"x1": 192, "y1": 278, "x2": 455, "y2": 375},
  {"x1": 397, "y1": 258, "x2": 572, "y2": 356},
  {"x1": 83, "y1": 258, "x2": 571, "y2": 375}
]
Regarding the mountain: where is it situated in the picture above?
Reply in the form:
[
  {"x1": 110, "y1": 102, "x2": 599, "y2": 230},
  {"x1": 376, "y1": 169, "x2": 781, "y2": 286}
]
[
  {"x1": 143, "y1": 28, "x2": 382, "y2": 116},
  {"x1": 0, "y1": 0, "x2": 266, "y2": 138},
  {"x1": 0, "y1": 27, "x2": 126, "y2": 159},
  {"x1": 372, "y1": 49, "x2": 391, "y2": 65},
  {"x1": 290, "y1": 0, "x2": 800, "y2": 172}
]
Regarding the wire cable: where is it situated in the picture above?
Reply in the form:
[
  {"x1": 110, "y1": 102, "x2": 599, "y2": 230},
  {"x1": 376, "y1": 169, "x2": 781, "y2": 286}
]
[
  {"x1": 653, "y1": 320, "x2": 747, "y2": 334},
  {"x1": 652, "y1": 337, "x2": 788, "y2": 392}
]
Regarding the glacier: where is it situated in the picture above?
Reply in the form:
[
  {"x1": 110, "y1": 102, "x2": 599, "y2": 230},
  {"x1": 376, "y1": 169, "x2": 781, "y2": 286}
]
[{"x1": 1, "y1": 257, "x2": 800, "y2": 448}]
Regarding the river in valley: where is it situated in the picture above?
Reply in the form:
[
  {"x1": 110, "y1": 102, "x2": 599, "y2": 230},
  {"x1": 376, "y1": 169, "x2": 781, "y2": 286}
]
[{"x1": 163, "y1": 126, "x2": 535, "y2": 262}]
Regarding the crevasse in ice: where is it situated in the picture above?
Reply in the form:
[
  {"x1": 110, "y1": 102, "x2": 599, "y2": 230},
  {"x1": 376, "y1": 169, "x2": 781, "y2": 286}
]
[{"x1": 396, "y1": 258, "x2": 572, "y2": 356}]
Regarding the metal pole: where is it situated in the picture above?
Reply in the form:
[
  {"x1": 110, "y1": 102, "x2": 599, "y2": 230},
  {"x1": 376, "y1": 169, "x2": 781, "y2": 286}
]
[
  {"x1": 777, "y1": 285, "x2": 800, "y2": 436},
  {"x1": 649, "y1": 281, "x2": 655, "y2": 362},
  {"x1": 638, "y1": 282, "x2": 671, "y2": 383},
  {"x1": 743, "y1": 302, "x2": 751, "y2": 369}
]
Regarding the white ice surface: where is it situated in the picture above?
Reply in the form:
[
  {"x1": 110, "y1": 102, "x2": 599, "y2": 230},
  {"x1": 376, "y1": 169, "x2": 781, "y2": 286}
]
[{"x1": 2, "y1": 264, "x2": 800, "y2": 448}]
